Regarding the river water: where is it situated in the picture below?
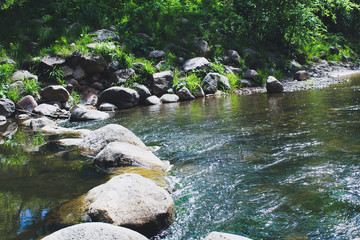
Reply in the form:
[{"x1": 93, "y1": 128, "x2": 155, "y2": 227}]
[{"x1": 1, "y1": 77, "x2": 360, "y2": 240}]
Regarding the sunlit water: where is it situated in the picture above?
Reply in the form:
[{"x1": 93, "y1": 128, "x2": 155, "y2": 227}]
[{"x1": 1, "y1": 77, "x2": 360, "y2": 240}]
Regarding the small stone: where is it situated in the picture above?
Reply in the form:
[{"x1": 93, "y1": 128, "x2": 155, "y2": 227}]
[
  {"x1": 266, "y1": 76, "x2": 284, "y2": 93},
  {"x1": 160, "y1": 94, "x2": 179, "y2": 103},
  {"x1": 294, "y1": 70, "x2": 310, "y2": 81},
  {"x1": 99, "y1": 103, "x2": 118, "y2": 112},
  {"x1": 145, "y1": 96, "x2": 162, "y2": 105}
]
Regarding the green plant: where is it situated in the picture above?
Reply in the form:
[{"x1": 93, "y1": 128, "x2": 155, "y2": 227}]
[
  {"x1": 70, "y1": 90, "x2": 82, "y2": 106},
  {"x1": 226, "y1": 73, "x2": 241, "y2": 91},
  {"x1": 49, "y1": 67, "x2": 65, "y2": 85}
]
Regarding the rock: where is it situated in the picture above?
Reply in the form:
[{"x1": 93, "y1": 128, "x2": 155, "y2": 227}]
[
  {"x1": 133, "y1": 83, "x2": 151, "y2": 102},
  {"x1": 10, "y1": 70, "x2": 38, "y2": 82},
  {"x1": 63, "y1": 66, "x2": 74, "y2": 78},
  {"x1": 290, "y1": 60, "x2": 302, "y2": 71},
  {"x1": 0, "y1": 98, "x2": 15, "y2": 117},
  {"x1": 193, "y1": 84, "x2": 205, "y2": 98},
  {"x1": 9, "y1": 81, "x2": 25, "y2": 94},
  {"x1": 154, "y1": 61, "x2": 166, "y2": 70},
  {"x1": 183, "y1": 57, "x2": 210, "y2": 72},
  {"x1": 98, "y1": 87, "x2": 140, "y2": 109},
  {"x1": 134, "y1": 33, "x2": 151, "y2": 40},
  {"x1": 145, "y1": 96, "x2": 162, "y2": 105},
  {"x1": 266, "y1": 76, "x2": 283, "y2": 93},
  {"x1": 72, "y1": 66, "x2": 86, "y2": 80},
  {"x1": 94, "y1": 142, "x2": 169, "y2": 170},
  {"x1": 0, "y1": 116, "x2": 6, "y2": 125},
  {"x1": 243, "y1": 69, "x2": 258, "y2": 80},
  {"x1": 240, "y1": 79, "x2": 257, "y2": 87},
  {"x1": 84, "y1": 174, "x2": 174, "y2": 236},
  {"x1": 111, "y1": 69, "x2": 135, "y2": 84},
  {"x1": 329, "y1": 46, "x2": 340, "y2": 55},
  {"x1": 152, "y1": 71, "x2": 174, "y2": 96},
  {"x1": 41, "y1": 55, "x2": 66, "y2": 68},
  {"x1": 107, "y1": 61, "x2": 121, "y2": 72},
  {"x1": 1, "y1": 122, "x2": 18, "y2": 137},
  {"x1": 148, "y1": 50, "x2": 166, "y2": 59},
  {"x1": 227, "y1": 50, "x2": 241, "y2": 64},
  {"x1": 1, "y1": 58, "x2": 16, "y2": 65},
  {"x1": 249, "y1": 59, "x2": 265, "y2": 70},
  {"x1": 40, "y1": 85, "x2": 70, "y2": 102},
  {"x1": 42, "y1": 222, "x2": 148, "y2": 240},
  {"x1": 341, "y1": 55, "x2": 351, "y2": 63},
  {"x1": 70, "y1": 105, "x2": 110, "y2": 122},
  {"x1": 99, "y1": 103, "x2": 118, "y2": 112},
  {"x1": 82, "y1": 53, "x2": 106, "y2": 73},
  {"x1": 243, "y1": 48, "x2": 259, "y2": 58},
  {"x1": 202, "y1": 73, "x2": 230, "y2": 94},
  {"x1": 89, "y1": 29, "x2": 120, "y2": 42},
  {"x1": 311, "y1": 56, "x2": 320, "y2": 63},
  {"x1": 82, "y1": 88, "x2": 99, "y2": 106},
  {"x1": 204, "y1": 232, "x2": 253, "y2": 240},
  {"x1": 80, "y1": 124, "x2": 147, "y2": 154},
  {"x1": 294, "y1": 70, "x2": 310, "y2": 81},
  {"x1": 160, "y1": 94, "x2": 179, "y2": 103},
  {"x1": 29, "y1": 117, "x2": 58, "y2": 131},
  {"x1": 17, "y1": 95, "x2": 38, "y2": 112},
  {"x1": 195, "y1": 40, "x2": 210, "y2": 56},
  {"x1": 176, "y1": 87, "x2": 195, "y2": 101},
  {"x1": 91, "y1": 82, "x2": 105, "y2": 91},
  {"x1": 33, "y1": 103, "x2": 60, "y2": 116}
]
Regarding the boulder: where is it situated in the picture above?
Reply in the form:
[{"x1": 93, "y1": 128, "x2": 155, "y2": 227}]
[
  {"x1": 183, "y1": 57, "x2": 210, "y2": 72},
  {"x1": 148, "y1": 50, "x2": 166, "y2": 59},
  {"x1": 160, "y1": 94, "x2": 179, "y2": 103},
  {"x1": 195, "y1": 40, "x2": 210, "y2": 56},
  {"x1": 152, "y1": 71, "x2": 174, "y2": 96},
  {"x1": 80, "y1": 124, "x2": 147, "y2": 154},
  {"x1": 33, "y1": 103, "x2": 60, "y2": 116},
  {"x1": 107, "y1": 61, "x2": 121, "y2": 72},
  {"x1": 176, "y1": 87, "x2": 195, "y2": 101},
  {"x1": 94, "y1": 142, "x2": 170, "y2": 170},
  {"x1": 202, "y1": 73, "x2": 230, "y2": 94},
  {"x1": 227, "y1": 50, "x2": 241, "y2": 64},
  {"x1": 240, "y1": 79, "x2": 257, "y2": 87},
  {"x1": 204, "y1": 232, "x2": 253, "y2": 240},
  {"x1": 40, "y1": 85, "x2": 70, "y2": 102},
  {"x1": 133, "y1": 83, "x2": 151, "y2": 102},
  {"x1": 193, "y1": 84, "x2": 205, "y2": 98},
  {"x1": 70, "y1": 105, "x2": 110, "y2": 122},
  {"x1": 10, "y1": 70, "x2": 38, "y2": 82},
  {"x1": 99, "y1": 103, "x2": 118, "y2": 112},
  {"x1": 9, "y1": 81, "x2": 25, "y2": 94},
  {"x1": 311, "y1": 56, "x2": 320, "y2": 63},
  {"x1": 329, "y1": 46, "x2": 340, "y2": 55},
  {"x1": 98, "y1": 87, "x2": 140, "y2": 109},
  {"x1": 0, "y1": 98, "x2": 15, "y2": 117},
  {"x1": 0, "y1": 116, "x2": 6, "y2": 125},
  {"x1": 82, "y1": 88, "x2": 99, "y2": 106},
  {"x1": 266, "y1": 76, "x2": 283, "y2": 93},
  {"x1": 17, "y1": 95, "x2": 38, "y2": 112},
  {"x1": 89, "y1": 29, "x2": 121, "y2": 42},
  {"x1": 29, "y1": 117, "x2": 58, "y2": 131},
  {"x1": 1, "y1": 58, "x2": 16, "y2": 65},
  {"x1": 42, "y1": 223, "x2": 148, "y2": 240},
  {"x1": 111, "y1": 69, "x2": 136, "y2": 84},
  {"x1": 82, "y1": 53, "x2": 106, "y2": 73},
  {"x1": 243, "y1": 69, "x2": 258, "y2": 80},
  {"x1": 72, "y1": 66, "x2": 86, "y2": 80},
  {"x1": 91, "y1": 82, "x2": 105, "y2": 91},
  {"x1": 294, "y1": 70, "x2": 309, "y2": 81},
  {"x1": 289, "y1": 60, "x2": 302, "y2": 72},
  {"x1": 84, "y1": 173, "x2": 174, "y2": 237},
  {"x1": 41, "y1": 55, "x2": 66, "y2": 68},
  {"x1": 145, "y1": 96, "x2": 162, "y2": 105}
]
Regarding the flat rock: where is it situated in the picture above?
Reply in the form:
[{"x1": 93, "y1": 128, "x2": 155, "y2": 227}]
[
  {"x1": 70, "y1": 105, "x2": 110, "y2": 122},
  {"x1": 204, "y1": 232, "x2": 253, "y2": 240},
  {"x1": 10, "y1": 70, "x2": 38, "y2": 82},
  {"x1": 33, "y1": 103, "x2": 60, "y2": 116},
  {"x1": 42, "y1": 222, "x2": 148, "y2": 240},
  {"x1": 40, "y1": 85, "x2": 70, "y2": 102},
  {"x1": 89, "y1": 29, "x2": 120, "y2": 42},
  {"x1": 41, "y1": 55, "x2": 66, "y2": 67},
  {"x1": 94, "y1": 142, "x2": 170, "y2": 170},
  {"x1": 183, "y1": 57, "x2": 210, "y2": 72}
]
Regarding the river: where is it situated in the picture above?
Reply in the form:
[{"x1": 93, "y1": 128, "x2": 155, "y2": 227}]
[{"x1": 0, "y1": 76, "x2": 360, "y2": 240}]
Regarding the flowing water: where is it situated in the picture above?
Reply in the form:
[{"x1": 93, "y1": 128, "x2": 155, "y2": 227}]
[{"x1": 1, "y1": 76, "x2": 360, "y2": 240}]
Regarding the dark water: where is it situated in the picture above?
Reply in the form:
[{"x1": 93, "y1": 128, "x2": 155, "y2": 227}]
[{"x1": 1, "y1": 77, "x2": 360, "y2": 239}]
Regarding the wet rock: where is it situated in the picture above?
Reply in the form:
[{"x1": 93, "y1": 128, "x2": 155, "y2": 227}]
[
  {"x1": 82, "y1": 53, "x2": 106, "y2": 73},
  {"x1": 98, "y1": 87, "x2": 140, "y2": 109},
  {"x1": 152, "y1": 71, "x2": 174, "y2": 96},
  {"x1": 89, "y1": 29, "x2": 120, "y2": 42},
  {"x1": 41, "y1": 55, "x2": 66, "y2": 68},
  {"x1": 10, "y1": 70, "x2": 38, "y2": 82},
  {"x1": 266, "y1": 76, "x2": 283, "y2": 93},
  {"x1": 176, "y1": 87, "x2": 195, "y2": 101},
  {"x1": 17, "y1": 95, "x2": 38, "y2": 112},
  {"x1": 94, "y1": 142, "x2": 170, "y2": 170},
  {"x1": 0, "y1": 98, "x2": 15, "y2": 117},
  {"x1": 33, "y1": 103, "x2": 60, "y2": 116},
  {"x1": 99, "y1": 103, "x2": 118, "y2": 112},
  {"x1": 294, "y1": 70, "x2": 310, "y2": 81},
  {"x1": 133, "y1": 83, "x2": 151, "y2": 102},
  {"x1": 80, "y1": 124, "x2": 147, "y2": 154},
  {"x1": 145, "y1": 96, "x2": 162, "y2": 105},
  {"x1": 160, "y1": 94, "x2": 179, "y2": 103},
  {"x1": 42, "y1": 222, "x2": 148, "y2": 240},
  {"x1": 202, "y1": 73, "x2": 230, "y2": 94},
  {"x1": 72, "y1": 66, "x2": 86, "y2": 80},
  {"x1": 148, "y1": 50, "x2": 166, "y2": 59},
  {"x1": 195, "y1": 40, "x2": 210, "y2": 56},
  {"x1": 70, "y1": 105, "x2": 110, "y2": 122},
  {"x1": 243, "y1": 69, "x2": 258, "y2": 80},
  {"x1": 84, "y1": 173, "x2": 174, "y2": 237},
  {"x1": 183, "y1": 57, "x2": 210, "y2": 72},
  {"x1": 204, "y1": 232, "x2": 252, "y2": 240},
  {"x1": 111, "y1": 69, "x2": 135, "y2": 84},
  {"x1": 40, "y1": 85, "x2": 70, "y2": 102},
  {"x1": 1, "y1": 122, "x2": 18, "y2": 137}
]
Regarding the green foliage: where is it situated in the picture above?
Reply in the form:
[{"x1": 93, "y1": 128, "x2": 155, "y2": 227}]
[
  {"x1": 226, "y1": 73, "x2": 241, "y2": 91},
  {"x1": 174, "y1": 73, "x2": 202, "y2": 95},
  {"x1": 70, "y1": 90, "x2": 82, "y2": 106},
  {"x1": 0, "y1": 63, "x2": 15, "y2": 83}
]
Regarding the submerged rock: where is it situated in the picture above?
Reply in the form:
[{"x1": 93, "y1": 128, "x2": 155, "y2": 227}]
[
  {"x1": 42, "y1": 222, "x2": 148, "y2": 240},
  {"x1": 204, "y1": 232, "x2": 253, "y2": 240}
]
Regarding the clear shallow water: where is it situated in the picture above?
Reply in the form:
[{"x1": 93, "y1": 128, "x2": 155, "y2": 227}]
[{"x1": 1, "y1": 77, "x2": 360, "y2": 239}]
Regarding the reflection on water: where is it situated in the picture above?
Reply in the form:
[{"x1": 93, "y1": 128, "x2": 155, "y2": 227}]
[{"x1": 0, "y1": 77, "x2": 360, "y2": 239}]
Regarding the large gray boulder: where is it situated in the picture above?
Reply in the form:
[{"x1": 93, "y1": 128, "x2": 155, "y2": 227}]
[
  {"x1": 183, "y1": 57, "x2": 210, "y2": 72},
  {"x1": 40, "y1": 85, "x2": 70, "y2": 102},
  {"x1": 33, "y1": 104, "x2": 60, "y2": 116},
  {"x1": 10, "y1": 70, "x2": 38, "y2": 82},
  {"x1": 90, "y1": 29, "x2": 121, "y2": 42},
  {"x1": 0, "y1": 98, "x2": 15, "y2": 117},
  {"x1": 41, "y1": 55, "x2": 66, "y2": 68},
  {"x1": 111, "y1": 69, "x2": 136, "y2": 84},
  {"x1": 98, "y1": 87, "x2": 140, "y2": 109},
  {"x1": 204, "y1": 232, "x2": 253, "y2": 240},
  {"x1": 227, "y1": 50, "x2": 241, "y2": 64},
  {"x1": 84, "y1": 174, "x2": 175, "y2": 237},
  {"x1": 152, "y1": 71, "x2": 174, "y2": 96},
  {"x1": 82, "y1": 53, "x2": 106, "y2": 73},
  {"x1": 94, "y1": 142, "x2": 170, "y2": 170},
  {"x1": 266, "y1": 76, "x2": 283, "y2": 93},
  {"x1": 17, "y1": 95, "x2": 38, "y2": 112},
  {"x1": 243, "y1": 69, "x2": 258, "y2": 80},
  {"x1": 145, "y1": 96, "x2": 162, "y2": 105},
  {"x1": 148, "y1": 50, "x2": 166, "y2": 59},
  {"x1": 160, "y1": 94, "x2": 179, "y2": 103},
  {"x1": 195, "y1": 40, "x2": 210, "y2": 56},
  {"x1": 176, "y1": 87, "x2": 195, "y2": 101},
  {"x1": 42, "y1": 222, "x2": 148, "y2": 240},
  {"x1": 70, "y1": 105, "x2": 110, "y2": 122},
  {"x1": 202, "y1": 73, "x2": 231, "y2": 94},
  {"x1": 80, "y1": 124, "x2": 147, "y2": 154},
  {"x1": 133, "y1": 83, "x2": 151, "y2": 102}
]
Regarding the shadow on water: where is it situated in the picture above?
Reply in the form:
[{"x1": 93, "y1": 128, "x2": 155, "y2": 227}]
[{"x1": 0, "y1": 76, "x2": 360, "y2": 239}]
